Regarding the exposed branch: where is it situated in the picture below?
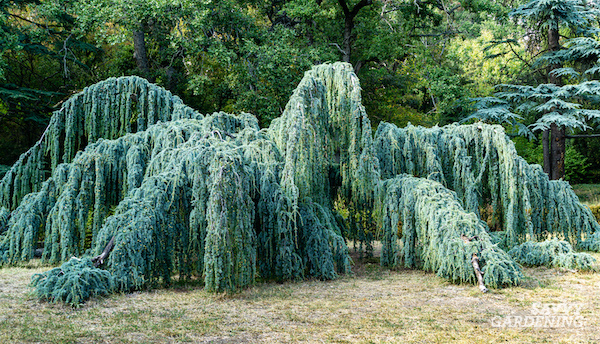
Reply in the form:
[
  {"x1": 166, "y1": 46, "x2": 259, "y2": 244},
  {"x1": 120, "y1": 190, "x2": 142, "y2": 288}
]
[
  {"x1": 410, "y1": 30, "x2": 461, "y2": 38},
  {"x1": 472, "y1": 253, "x2": 488, "y2": 293},
  {"x1": 460, "y1": 234, "x2": 479, "y2": 242},
  {"x1": 507, "y1": 40, "x2": 533, "y2": 70},
  {"x1": 59, "y1": 33, "x2": 73, "y2": 79},
  {"x1": 349, "y1": 0, "x2": 372, "y2": 18},
  {"x1": 460, "y1": 234, "x2": 487, "y2": 292},
  {"x1": 92, "y1": 236, "x2": 115, "y2": 268},
  {"x1": 329, "y1": 43, "x2": 347, "y2": 56},
  {"x1": 8, "y1": 13, "x2": 61, "y2": 30}
]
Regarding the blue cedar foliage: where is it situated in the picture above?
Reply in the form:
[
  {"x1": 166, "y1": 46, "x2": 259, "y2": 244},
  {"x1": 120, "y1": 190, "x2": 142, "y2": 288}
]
[
  {"x1": 31, "y1": 257, "x2": 113, "y2": 306},
  {"x1": 0, "y1": 207, "x2": 8, "y2": 234},
  {"x1": 375, "y1": 175, "x2": 523, "y2": 287},
  {"x1": 0, "y1": 76, "x2": 203, "y2": 212},
  {"x1": 0, "y1": 63, "x2": 599, "y2": 305},
  {"x1": 509, "y1": 239, "x2": 596, "y2": 270},
  {"x1": 373, "y1": 122, "x2": 600, "y2": 250}
]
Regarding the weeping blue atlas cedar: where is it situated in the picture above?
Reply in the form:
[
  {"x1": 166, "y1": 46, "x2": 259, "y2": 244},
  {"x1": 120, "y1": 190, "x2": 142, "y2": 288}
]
[{"x1": 0, "y1": 62, "x2": 598, "y2": 305}]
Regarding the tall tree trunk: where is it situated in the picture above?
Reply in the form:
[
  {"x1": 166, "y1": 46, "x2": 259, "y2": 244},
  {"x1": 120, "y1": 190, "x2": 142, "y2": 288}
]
[
  {"x1": 133, "y1": 28, "x2": 151, "y2": 80},
  {"x1": 550, "y1": 123, "x2": 565, "y2": 180},
  {"x1": 342, "y1": 18, "x2": 352, "y2": 63},
  {"x1": 545, "y1": 25, "x2": 565, "y2": 180},
  {"x1": 543, "y1": 129, "x2": 551, "y2": 176},
  {"x1": 337, "y1": 0, "x2": 372, "y2": 66}
]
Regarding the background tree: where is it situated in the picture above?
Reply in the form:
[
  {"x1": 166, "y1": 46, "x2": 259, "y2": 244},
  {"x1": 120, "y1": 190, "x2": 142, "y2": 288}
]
[
  {"x1": 5, "y1": 0, "x2": 600, "y2": 184},
  {"x1": 469, "y1": 0, "x2": 600, "y2": 180},
  {"x1": 0, "y1": 0, "x2": 100, "y2": 175}
]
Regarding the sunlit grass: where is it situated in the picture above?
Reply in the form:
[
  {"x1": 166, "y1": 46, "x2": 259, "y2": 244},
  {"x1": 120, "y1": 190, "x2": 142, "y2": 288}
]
[
  {"x1": 1, "y1": 254, "x2": 599, "y2": 343},
  {"x1": 572, "y1": 184, "x2": 600, "y2": 206}
]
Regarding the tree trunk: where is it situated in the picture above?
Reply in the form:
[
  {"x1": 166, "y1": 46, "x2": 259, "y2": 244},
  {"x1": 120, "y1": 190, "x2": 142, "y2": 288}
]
[
  {"x1": 551, "y1": 123, "x2": 566, "y2": 180},
  {"x1": 471, "y1": 253, "x2": 488, "y2": 293},
  {"x1": 342, "y1": 18, "x2": 352, "y2": 63},
  {"x1": 460, "y1": 234, "x2": 487, "y2": 292},
  {"x1": 544, "y1": 25, "x2": 565, "y2": 180},
  {"x1": 92, "y1": 236, "x2": 115, "y2": 268},
  {"x1": 337, "y1": 0, "x2": 372, "y2": 65},
  {"x1": 133, "y1": 29, "x2": 151, "y2": 80},
  {"x1": 543, "y1": 129, "x2": 551, "y2": 176}
]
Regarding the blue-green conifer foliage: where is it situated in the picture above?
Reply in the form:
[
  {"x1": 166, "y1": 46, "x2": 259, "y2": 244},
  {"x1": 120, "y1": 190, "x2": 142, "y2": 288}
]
[{"x1": 0, "y1": 63, "x2": 598, "y2": 305}]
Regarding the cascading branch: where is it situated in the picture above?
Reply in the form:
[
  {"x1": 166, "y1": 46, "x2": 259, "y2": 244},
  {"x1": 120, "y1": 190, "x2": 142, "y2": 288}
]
[
  {"x1": 0, "y1": 62, "x2": 598, "y2": 305},
  {"x1": 509, "y1": 239, "x2": 596, "y2": 271},
  {"x1": 374, "y1": 175, "x2": 523, "y2": 288},
  {"x1": 0, "y1": 76, "x2": 203, "y2": 212},
  {"x1": 373, "y1": 122, "x2": 600, "y2": 250}
]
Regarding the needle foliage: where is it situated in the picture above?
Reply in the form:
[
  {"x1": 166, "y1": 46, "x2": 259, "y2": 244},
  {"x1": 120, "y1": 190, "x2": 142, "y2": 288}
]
[
  {"x1": 1, "y1": 62, "x2": 599, "y2": 305},
  {"x1": 374, "y1": 122, "x2": 600, "y2": 250},
  {"x1": 509, "y1": 239, "x2": 596, "y2": 271}
]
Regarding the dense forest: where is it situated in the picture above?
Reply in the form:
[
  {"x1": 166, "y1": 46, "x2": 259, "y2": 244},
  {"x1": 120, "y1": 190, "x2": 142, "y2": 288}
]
[{"x1": 2, "y1": 0, "x2": 600, "y2": 183}]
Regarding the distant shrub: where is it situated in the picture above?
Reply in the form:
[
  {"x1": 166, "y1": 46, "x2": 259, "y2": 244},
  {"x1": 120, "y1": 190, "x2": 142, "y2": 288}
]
[
  {"x1": 589, "y1": 205, "x2": 600, "y2": 224},
  {"x1": 565, "y1": 146, "x2": 591, "y2": 184}
]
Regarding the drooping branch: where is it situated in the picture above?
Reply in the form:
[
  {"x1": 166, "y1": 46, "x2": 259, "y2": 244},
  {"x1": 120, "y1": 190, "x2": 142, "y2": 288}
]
[
  {"x1": 0, "y1": 62, "x2": 598, "y2": 307},
  {"x1": 373, "y1": 122, "x2": 600, "y2": 249},
  {"x1": 376, "y1": 175, "x2": 523, "y2": 288},
  {"x1": 0, "y1": 76, "x2": 203, "y2": 211}
]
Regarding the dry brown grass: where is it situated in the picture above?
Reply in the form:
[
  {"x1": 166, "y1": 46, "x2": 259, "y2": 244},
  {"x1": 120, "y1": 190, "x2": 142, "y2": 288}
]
[{"x1": 1, "y1": 252, "x2": 600, "y2": 344}]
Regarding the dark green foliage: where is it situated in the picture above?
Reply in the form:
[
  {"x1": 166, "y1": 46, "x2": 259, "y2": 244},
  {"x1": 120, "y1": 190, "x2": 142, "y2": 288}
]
[
  {"x1": 0, "y1": 0, "x2": 106, "y2": 172},
  {"x1": 564, "y1": 145, "x2": 591, "y2": 184},
  {"x1": 30, "y1": 257, "x2": 114, "y2": 307},
  {"x1": 1, "y1": 62, "x2": 600, "y2": 305},
  {"x1": 509, "y1": 239, "x2": 596, "y2": 270},
  {"x1": 572, "y1": 137, "x2": 600, "y2": 183}
]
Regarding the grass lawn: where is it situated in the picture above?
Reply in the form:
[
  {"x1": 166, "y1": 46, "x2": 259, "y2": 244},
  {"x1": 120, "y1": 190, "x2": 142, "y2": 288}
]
[
  {"x1": 572, "y1": 184, "x2": 600, "y2": 206},
  {"x1": 1, "y1": 253, "x2": 600, "y2": 344}
]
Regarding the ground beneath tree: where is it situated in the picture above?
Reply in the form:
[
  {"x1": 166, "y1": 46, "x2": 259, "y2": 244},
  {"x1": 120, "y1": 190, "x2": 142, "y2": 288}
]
[{"x1": 1, "y1": 251, "x2": 599, "y2": 343}]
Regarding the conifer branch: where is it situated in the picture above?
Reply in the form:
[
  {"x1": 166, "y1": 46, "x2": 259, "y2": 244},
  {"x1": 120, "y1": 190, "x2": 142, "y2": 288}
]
[{"x1": 1, "y1": 63, "x2": 598, "y2": 306}]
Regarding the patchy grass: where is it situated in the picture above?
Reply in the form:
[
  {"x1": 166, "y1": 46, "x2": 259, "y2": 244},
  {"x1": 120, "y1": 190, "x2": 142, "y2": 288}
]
[
  {"x1": 572, "y1": 184, "x2": 600, "y2": 223},
  {"x1": 1, "y1": 253, "x2": 600, "y2": 343},
  {"x1": 572, "y1": 184, "x2": 600, "y2": 206}
]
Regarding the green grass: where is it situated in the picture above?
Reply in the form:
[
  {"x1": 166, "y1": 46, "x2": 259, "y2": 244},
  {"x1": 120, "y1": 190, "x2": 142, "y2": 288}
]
[
  {"x1": 1, "y1": 253, "x2": 600, "y2": 343},
  {"x1": 572, "y1": 184, "x2": 600, "y2": 206}
]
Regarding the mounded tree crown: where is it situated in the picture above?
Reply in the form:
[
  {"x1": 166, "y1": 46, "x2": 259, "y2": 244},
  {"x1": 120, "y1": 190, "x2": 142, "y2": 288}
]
[{"x1": 0, "y1": 62, "x2": 598, "y2": 305}]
